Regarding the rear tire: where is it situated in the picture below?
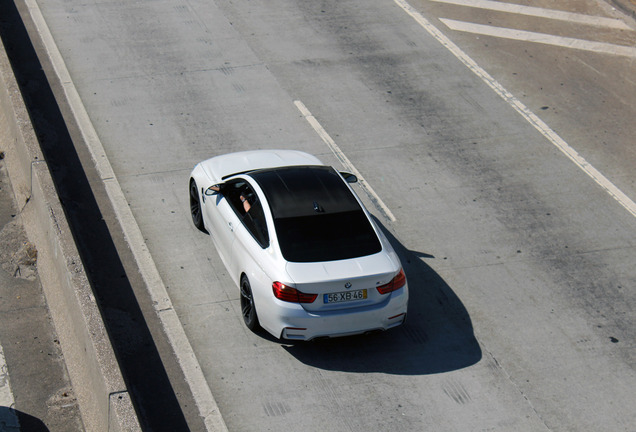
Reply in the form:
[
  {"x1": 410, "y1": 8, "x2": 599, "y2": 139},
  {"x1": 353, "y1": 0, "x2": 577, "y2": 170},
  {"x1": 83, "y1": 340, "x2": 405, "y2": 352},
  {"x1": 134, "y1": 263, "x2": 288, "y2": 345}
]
[
  {"x1": 190, "y1": 179, "x2": 208, "y2": 234},
  {"x1": 240, "y1": 276, "x2": 260, "y2": 331}
]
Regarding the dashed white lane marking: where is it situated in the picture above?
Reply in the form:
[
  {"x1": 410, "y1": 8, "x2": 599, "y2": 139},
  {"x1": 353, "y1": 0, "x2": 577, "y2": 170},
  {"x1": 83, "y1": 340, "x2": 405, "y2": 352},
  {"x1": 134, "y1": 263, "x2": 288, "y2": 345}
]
[
  {"x1": 294, "y1": 100, "x2": 398, "y2": 222},
  {"x1": 0, "y1": 343, "x2": 20, "y2": 429},
  {"x1": 429, "y1": 0, "x2": 632, "y2": 30},
  {"x1": 440, "y1": 18, "x2": 636, "y2": 58},
  {"x1": 394, "y1": 0, "x2": 636, "y2": 219}
]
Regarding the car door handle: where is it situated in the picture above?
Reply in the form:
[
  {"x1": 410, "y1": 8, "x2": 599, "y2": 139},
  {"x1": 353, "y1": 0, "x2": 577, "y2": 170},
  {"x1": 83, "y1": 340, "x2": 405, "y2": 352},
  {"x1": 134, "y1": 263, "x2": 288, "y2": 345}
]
[{"x1": 228, "y1": 222, "x2": 234, "y2": 232}]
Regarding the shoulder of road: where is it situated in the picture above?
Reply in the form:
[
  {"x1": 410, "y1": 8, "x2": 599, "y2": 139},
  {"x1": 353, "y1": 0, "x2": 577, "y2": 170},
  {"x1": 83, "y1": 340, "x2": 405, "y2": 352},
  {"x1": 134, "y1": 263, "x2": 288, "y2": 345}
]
[{"x1": 0, "y1": 12, "x2": 141, "y2": 430}]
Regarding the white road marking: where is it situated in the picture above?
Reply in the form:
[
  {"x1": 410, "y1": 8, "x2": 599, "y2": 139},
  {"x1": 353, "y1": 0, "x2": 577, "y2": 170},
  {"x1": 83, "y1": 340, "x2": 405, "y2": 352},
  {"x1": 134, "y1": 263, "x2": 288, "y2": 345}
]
[
  {"x1": 394, "y1": 0, "x2": 636, "y2": 219},
  {"x1": 0, "y1": 343, "x2": 20, "y2": 429},
  {"x1": 23, "y1": 0, "x2": 228, "y2": 430},
  {"x1": 429, "y1": 0, "x2": 632, "y2": 30},
  {"x1": 294, "y1": 100, "x2": 397, "y2": 222},
  {"x1": 440, "y1": 18, "x2": 636, "y2": 58}
]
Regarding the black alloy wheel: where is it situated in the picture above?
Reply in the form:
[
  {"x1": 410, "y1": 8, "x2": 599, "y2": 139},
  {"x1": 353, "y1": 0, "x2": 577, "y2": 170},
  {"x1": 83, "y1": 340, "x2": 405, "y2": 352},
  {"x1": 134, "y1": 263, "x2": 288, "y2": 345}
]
[
  {"x1": 240, "y1": 276, "x2": 259, "y2": 331},
  {"x1": 190, "y1": 180, "x2": 207, "y2": 233}
]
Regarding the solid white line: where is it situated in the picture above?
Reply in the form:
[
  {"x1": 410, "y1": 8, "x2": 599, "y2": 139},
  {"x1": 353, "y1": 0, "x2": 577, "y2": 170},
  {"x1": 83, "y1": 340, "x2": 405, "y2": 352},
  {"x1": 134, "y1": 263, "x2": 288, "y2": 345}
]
[
  {"x1": 440, "y1": 18, "x2": 636, "y2": 58},
  {"x1": 429, "y1": 0, "x2": 632, "y2": 30},
  {"x1": 294, "y1": 100, "x2": 397, "y2": 222},
  {"x1": 0, "y1": 343, "x2": 19, "y2": 429},
  {"x1": 394, "y1": 0, "x2": 636, "y2": 219},
  {"x1": 23, "y1": 1, "x2": 228, "y2": 430}
]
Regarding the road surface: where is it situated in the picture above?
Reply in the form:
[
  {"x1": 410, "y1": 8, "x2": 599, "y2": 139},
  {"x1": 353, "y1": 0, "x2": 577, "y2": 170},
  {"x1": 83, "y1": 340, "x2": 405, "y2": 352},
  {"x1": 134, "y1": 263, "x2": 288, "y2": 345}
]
[{"x1": 8, "y1": 0, "x2": 636, "y2": 430}]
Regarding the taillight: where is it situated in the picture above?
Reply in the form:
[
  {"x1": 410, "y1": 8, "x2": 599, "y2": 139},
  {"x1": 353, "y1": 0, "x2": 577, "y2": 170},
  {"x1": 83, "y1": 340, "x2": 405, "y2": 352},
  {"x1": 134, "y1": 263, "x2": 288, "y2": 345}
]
[
  {"x1": 377, "y1": 269, "x2": 406, "y2": 295},
  {"x1": 272, "y1": 282, "x2": 317, "y2": 303}
]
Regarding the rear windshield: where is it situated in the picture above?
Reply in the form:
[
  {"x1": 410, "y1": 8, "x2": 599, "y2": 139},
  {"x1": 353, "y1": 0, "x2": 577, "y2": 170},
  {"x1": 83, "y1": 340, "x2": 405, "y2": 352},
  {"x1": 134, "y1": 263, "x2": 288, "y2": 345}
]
[{"x1": 274, "y1": 210, "x2": 382, "y2": 262}]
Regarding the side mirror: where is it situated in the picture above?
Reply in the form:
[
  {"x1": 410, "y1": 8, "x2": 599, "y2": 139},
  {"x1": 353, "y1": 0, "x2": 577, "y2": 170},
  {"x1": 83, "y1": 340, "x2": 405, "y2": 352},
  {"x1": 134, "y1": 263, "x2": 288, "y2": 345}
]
[
  {"x1": 205, "y1": 184, "x2": 223, "y2": 196},
  {"x1": 340, "y1": 171, "x2": 358, "y2": 183}
]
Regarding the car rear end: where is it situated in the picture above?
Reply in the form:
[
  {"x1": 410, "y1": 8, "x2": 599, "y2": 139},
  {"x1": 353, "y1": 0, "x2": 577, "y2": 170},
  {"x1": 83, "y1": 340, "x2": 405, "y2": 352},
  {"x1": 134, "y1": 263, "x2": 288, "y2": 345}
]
[{"x1": 271, "y1": 256, "x2": 408, "y2": 341}]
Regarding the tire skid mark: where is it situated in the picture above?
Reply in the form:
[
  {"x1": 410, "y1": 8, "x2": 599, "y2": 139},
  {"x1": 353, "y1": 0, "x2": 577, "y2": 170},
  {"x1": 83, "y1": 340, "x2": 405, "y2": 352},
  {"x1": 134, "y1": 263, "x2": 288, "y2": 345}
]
[{"x1": 441, "y1": 377, "x2": 472, "y2": 405}]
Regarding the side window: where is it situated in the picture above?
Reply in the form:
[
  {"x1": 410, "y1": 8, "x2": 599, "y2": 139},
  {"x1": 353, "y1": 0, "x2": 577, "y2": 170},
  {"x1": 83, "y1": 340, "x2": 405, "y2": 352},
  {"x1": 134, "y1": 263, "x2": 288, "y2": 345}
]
[
  {"x1": 242, "y1": 198, "x2": 269, "y2": 248},
  {"x1": 223, "y1": 179, "x2": 251, "y2": 216},
  {"x1": 224, "y1": 179, "x2": 269, "y2": 248}
]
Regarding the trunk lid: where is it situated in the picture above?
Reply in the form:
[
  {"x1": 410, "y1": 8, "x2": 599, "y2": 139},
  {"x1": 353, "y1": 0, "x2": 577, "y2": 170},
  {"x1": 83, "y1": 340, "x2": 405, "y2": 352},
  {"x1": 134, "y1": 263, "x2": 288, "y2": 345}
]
[{"x1": 285, "y1": 253, "x2": 400, "y2": 312}]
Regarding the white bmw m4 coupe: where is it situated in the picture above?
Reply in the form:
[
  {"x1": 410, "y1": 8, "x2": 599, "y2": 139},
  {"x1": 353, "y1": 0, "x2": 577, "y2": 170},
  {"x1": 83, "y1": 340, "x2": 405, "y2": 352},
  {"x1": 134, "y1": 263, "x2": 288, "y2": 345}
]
[{"x1": 189, "y1": 150, "x2": 408, "y2": 340}]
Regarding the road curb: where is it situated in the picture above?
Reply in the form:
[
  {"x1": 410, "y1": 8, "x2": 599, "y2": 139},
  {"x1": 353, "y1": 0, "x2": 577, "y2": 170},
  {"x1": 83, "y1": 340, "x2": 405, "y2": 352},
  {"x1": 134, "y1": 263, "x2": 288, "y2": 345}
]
[{"x1": 0, "y1": 28, "x2": 140, "y2": 432}]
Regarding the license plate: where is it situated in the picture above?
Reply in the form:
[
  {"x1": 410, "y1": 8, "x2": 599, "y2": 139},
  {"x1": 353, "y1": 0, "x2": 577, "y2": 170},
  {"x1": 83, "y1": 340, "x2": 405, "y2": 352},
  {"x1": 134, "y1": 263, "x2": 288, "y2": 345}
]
[{"x1": 324, "y1": 289, "x2": 367, "y2": 304}]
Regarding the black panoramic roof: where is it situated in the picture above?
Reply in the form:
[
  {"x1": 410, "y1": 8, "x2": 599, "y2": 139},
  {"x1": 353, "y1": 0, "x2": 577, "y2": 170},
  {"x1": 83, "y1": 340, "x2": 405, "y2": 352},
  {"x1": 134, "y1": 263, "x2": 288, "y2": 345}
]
[{"x1": 249, "y1": 166, "x2": 361, "y2": 219}]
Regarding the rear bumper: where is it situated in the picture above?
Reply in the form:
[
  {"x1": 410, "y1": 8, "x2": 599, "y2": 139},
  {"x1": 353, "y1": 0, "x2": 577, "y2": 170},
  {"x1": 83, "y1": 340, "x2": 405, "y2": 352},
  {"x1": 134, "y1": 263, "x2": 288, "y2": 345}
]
[{"x1": 272, "y1": 286, "x2": 408, "y2": 341}]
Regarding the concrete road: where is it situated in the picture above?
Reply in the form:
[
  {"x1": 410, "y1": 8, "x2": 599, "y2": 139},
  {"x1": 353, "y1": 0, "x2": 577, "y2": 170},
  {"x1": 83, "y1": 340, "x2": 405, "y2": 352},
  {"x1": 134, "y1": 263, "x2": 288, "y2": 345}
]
[{"x1": 14, "y1": 0, "x2": 636, "y2": 430}]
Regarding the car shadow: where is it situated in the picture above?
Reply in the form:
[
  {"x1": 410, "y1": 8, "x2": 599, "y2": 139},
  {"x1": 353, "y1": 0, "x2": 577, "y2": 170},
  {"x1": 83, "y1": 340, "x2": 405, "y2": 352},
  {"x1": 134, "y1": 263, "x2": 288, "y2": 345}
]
[
  {"x1": 0, "y1": 406, "x2": 50, "y2": 432},
  {"x1": 280, "y1": 218, "x2": 482, "y2": 375}
]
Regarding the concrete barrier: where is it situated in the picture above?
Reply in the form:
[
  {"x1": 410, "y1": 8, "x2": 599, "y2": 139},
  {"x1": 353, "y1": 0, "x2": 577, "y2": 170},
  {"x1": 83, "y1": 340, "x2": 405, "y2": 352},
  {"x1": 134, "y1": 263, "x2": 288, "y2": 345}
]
[{"x1": 0, "y1": 34, "x2": 141, "y2": 432}]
